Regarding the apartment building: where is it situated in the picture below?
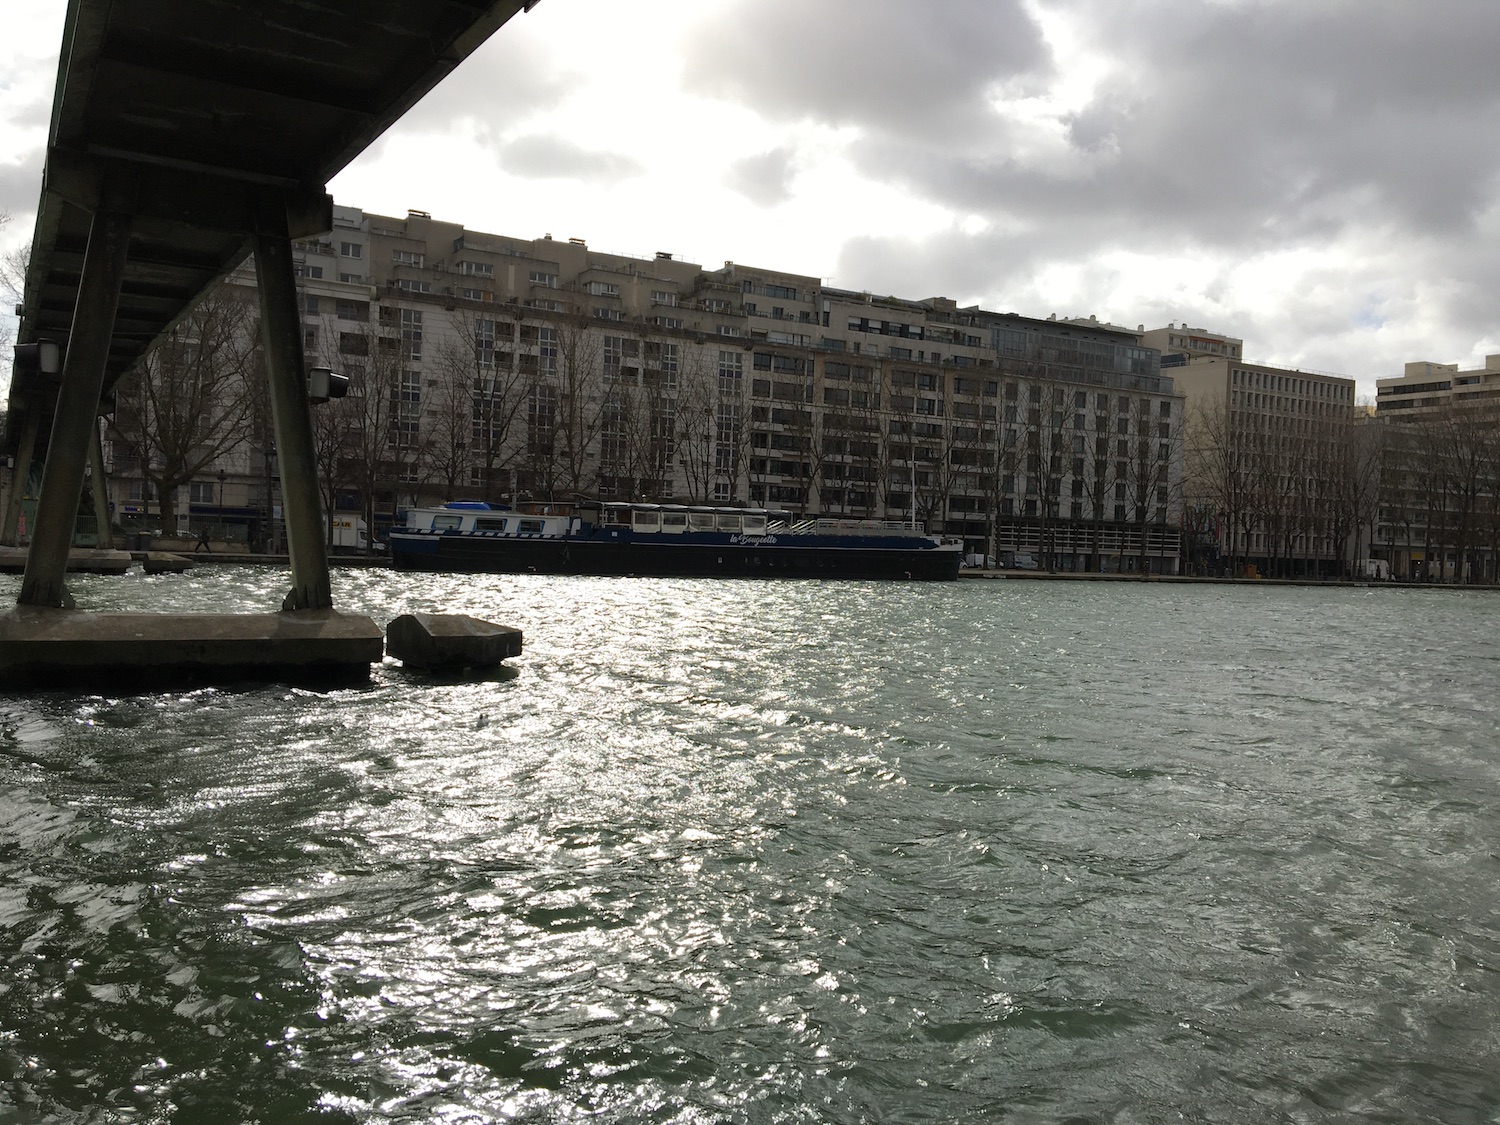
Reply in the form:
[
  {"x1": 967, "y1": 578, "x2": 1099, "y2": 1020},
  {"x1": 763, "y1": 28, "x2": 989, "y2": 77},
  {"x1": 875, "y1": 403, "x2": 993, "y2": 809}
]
[
  {"x1": 1148, "y1": 326, "x2": 1359, "y2": 576},
  {"x1": 105, "y1": 205, "x2": 1185, "y2": 571},
  {"x1": 1372, "y1": 356, "x2": 1500, "y2": 581}
]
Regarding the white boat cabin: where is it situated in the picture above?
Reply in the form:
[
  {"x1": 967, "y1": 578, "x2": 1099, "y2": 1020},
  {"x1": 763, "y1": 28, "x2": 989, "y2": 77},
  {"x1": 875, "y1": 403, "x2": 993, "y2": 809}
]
[
  {"x1": 401, "y1": 503, "x2": 577, "y2": 537},
  {"x1": 596, "y1": 503, "x2": 775, "y2": 536},
  {"x1": 402, "y1": 501, "x2": 948, "y2": 542}
]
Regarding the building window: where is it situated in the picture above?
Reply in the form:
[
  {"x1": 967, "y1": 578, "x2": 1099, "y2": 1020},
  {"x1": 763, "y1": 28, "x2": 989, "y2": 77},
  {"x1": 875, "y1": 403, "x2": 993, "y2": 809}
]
[
  {"x1": 661, "y1": 342, "x2": 679, "y2": 387},
  {"x1": 528, "y1": 383, "x2": 556, "y2": 456},
  {"x1": 392, "y1": 250, "x2": 425, "y2": 268},
  {"x1": 603, "y1": 336, "x2": 626, "y2": 383},
  {"x1": 400, "y1": 308, "x2": 423, "y2": 361},
  {"x1": 475, "y1": 319, "x2": 496, "y2": 368},
  {"x1": 539, "y1": 326, "x2": 557, "y2": 375},
  {"x1": 529, "y1": 270, "x2": 558, "y2": 288},
  {"x1": 339, "y1": 241, "x2": 363, "y2": 259}
]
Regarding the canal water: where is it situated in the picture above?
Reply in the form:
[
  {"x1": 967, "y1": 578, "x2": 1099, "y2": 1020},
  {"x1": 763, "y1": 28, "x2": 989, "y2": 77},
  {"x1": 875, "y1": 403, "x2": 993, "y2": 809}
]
[{"x1": 2, "y1": 569, "x2": 1499, "y2": 1123}]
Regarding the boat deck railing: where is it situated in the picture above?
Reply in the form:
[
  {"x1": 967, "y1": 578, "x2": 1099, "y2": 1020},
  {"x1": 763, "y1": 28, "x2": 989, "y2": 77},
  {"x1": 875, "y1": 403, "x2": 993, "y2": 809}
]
[{"x1": 777, "y1": 518, "x2": 935, "y2": 538}]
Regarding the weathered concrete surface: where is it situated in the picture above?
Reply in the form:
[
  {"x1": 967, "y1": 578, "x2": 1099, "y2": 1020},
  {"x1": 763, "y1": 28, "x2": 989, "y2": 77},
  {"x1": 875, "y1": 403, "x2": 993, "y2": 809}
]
[
  {"x1": 0, "y1": 608, "x2": 385, "y2": 689},
  {"x1": 141, "y1": 552, "x2": 194, "y2": 575},
  {"x1": 386, "y1": 613, "x2": 523, "y2": 670},
  {"x1": 0, "y1": 547, "x2": 132, "y2": 575}
]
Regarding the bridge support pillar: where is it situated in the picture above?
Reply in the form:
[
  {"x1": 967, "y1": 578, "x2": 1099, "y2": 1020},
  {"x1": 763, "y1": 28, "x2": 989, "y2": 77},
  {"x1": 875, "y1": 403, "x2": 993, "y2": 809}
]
[
  {"x1": 2, "y1": 407, "x2": 41, "y2": 547},
  {"x1": 254, "y1": 228, "x2": 332, "y2": 611},
  {"x1": 18, "y1": 207, "x2": 132, "y2": 608},
  {"x1": 88, "y1": 418, "x2": 112, "y2": 548}
]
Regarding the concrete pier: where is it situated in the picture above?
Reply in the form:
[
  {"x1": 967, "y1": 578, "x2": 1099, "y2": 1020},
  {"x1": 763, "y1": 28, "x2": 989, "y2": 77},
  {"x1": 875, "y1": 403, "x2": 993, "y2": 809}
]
[
  {"x1": 0, "y1": 546, "x2": 133, "y2": 576},
  {"x1": 0, "y1": 608, "x2": 385, "y2": 690}
]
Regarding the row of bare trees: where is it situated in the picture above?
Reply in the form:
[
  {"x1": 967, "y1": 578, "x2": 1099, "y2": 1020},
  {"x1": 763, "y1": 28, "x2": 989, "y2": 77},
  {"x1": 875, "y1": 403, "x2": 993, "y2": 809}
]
[
  {"x1": 94, "y1": 282, "x2": 1191, "y2": 562},
  {"x1": 1377, "y1": 401, "x2": 1500, "y2": 582},
  {"x1": 1186, "y1": 401, "x2": 1410, "y2": 579}
]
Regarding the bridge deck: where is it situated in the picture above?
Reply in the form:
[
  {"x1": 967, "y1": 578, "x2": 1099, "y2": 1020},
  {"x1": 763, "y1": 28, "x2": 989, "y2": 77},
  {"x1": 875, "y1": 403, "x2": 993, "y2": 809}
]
[
  {"x1": 2, "y1": 0, "x2": 536, "y2": 684},
  {"x1": 7, "y1": 0, "x2": 534, "y2": 451}
]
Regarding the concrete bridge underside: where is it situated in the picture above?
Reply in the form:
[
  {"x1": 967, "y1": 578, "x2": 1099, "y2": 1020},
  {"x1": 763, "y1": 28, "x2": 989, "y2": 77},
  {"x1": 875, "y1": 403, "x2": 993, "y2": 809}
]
[{"x1": 1, "y1": 0, "x2": 536, "y2": 685}]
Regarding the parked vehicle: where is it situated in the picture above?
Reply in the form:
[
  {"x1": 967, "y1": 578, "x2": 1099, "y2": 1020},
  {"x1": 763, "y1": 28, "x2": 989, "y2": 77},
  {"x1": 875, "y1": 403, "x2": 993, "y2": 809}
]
[{"x1": 330, "y1": 515, "x2": 372, "y2": 551}]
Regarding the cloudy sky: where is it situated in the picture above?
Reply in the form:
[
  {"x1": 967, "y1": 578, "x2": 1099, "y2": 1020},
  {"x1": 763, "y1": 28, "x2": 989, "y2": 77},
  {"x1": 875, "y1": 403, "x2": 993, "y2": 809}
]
[{"x1": 5, "y1": 0, "x2": 1500, "y2": 401}]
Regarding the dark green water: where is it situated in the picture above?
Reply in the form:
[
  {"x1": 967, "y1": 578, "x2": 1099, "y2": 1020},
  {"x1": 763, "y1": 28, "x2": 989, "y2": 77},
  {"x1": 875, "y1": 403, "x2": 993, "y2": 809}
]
[{"x1": 2, "y1": 570, "x2": 1499, "y2": 1123}]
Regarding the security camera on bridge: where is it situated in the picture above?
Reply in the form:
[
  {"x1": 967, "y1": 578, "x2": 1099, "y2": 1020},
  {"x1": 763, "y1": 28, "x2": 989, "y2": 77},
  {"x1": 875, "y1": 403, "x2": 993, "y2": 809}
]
[{"x1": 306, "y1": 366, "x2": 348, "y2": 404}]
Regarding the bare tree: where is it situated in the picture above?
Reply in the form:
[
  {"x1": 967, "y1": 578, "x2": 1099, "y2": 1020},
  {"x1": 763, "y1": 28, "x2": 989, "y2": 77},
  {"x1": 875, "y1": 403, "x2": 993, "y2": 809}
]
[
  {"x1": 109, "y1": 284, "x2": 259, "y2": 531},
  {"x1": 673, "y1": 345, "x2": 719, "y2": 503},
  {"x1": 431, "y1": 308, "x2": 529, "y2": 503},
  {"x1": 1185, "y1": 399, "x2": 1253, "y2": 577},
  {"x1": 316, "y1": 299, "x2": 413, "y2": 547},
  {"x1": 552, "y1": 314, "x2": 605, "y2": 497},
  {"x1": 1, "y1": 229, "x2": 28, "y2": 400}
]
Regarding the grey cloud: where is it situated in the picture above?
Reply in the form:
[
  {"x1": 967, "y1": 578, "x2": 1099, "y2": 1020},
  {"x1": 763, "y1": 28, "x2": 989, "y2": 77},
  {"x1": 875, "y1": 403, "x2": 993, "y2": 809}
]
[
  {"x1": 726, "y1": 147, "x2": 796, "y2": 206},
  {"x1": 385, "y1": 11, "x2": 577, "y2": 142},
  {"x1": 681, "y1": 0, "x2": 1049, "y2": 136},
  {"x1": 499, "y1": 135, "x2": 643, "y2": 182},
  {"x1": 0, "y1": 148, "x2": 46, "y2": 225},
  {"x1": 847, "y1": 2, "x2": 1500, "y2": 251},
  {"x1": 740, "y1": 1, "x2": 1500, "y2": 383}
]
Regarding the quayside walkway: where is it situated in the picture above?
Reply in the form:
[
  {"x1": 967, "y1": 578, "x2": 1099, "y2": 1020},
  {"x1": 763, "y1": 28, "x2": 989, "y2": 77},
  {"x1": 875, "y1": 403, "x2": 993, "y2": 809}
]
[{"x1": 1, "y1": 0, "x2": 538, "y2": 687}]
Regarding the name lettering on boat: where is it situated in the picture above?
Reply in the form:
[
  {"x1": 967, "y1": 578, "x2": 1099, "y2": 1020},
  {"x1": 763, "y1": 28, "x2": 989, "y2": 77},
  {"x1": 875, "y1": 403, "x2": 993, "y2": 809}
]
[{"x1": 731, "y1": 534, "x2": 778, "y2": 546}]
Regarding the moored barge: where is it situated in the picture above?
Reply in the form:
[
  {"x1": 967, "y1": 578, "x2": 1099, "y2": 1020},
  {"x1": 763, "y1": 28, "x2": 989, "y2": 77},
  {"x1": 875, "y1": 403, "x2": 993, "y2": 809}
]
[{"x1": 389, "y1": 501, "x2": 963, "y2": 580}]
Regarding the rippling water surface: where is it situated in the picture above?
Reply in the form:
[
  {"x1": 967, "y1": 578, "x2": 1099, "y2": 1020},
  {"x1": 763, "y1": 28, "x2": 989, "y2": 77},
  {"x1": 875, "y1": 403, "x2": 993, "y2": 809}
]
[{"x1": 2, "y1": 568, "x2": 1499, "y2": 1123}]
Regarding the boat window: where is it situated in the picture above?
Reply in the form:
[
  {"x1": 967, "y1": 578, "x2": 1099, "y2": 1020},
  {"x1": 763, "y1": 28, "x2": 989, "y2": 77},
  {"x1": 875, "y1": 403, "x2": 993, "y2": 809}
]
[
  {"x1": 632, "y1": 511, "x2": 661, "y2": 531},
  {"x1": 432, "y1": 514, "x2": 463, "y2": 529},
  {"x1": 517, "y1": 518, "x2": 545, "y2": 534},
  {"x1": 742, "y1": 515, "x2": 767, "y2": 533},
  {"x1": 688, "y1": 513, "x2": 716, "y2": 531},
  {"x1": 475, "y1": 517, "x2": 507, "y2": 531},
  {"x1": 661, "y1": 512, "x2": 688, "y2": 533},
  {"x1": 716, "y1": 515, "x2": 743, "y2": 532}
]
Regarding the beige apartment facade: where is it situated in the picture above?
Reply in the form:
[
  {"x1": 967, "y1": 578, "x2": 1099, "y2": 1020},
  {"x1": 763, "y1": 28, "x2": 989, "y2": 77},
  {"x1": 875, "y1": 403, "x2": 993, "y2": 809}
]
[
  {"x1": 1147, "y1": 327, "x2": 1360, "y2": 576},
  {"x1": 102, "y1": 205, "x2": 1185, "y2": 571}
]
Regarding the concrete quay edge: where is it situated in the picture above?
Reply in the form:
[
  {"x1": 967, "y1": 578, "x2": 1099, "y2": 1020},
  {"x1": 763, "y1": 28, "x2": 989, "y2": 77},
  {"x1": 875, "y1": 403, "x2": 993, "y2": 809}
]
[
  {"x1": 957, "y1": 569, "x2": 1500, "y2": 590},
  {"x1": 0, "y1": 607, "x2": 386, "y2": 690}
]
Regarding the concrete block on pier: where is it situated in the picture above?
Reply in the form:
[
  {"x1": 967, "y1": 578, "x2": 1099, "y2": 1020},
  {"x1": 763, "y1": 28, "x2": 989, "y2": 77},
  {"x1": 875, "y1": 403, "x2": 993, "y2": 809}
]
[
  {"x1": 386, "y1": 613, "x2": 523, "y2": 670},
  {"x1": 142, "y1": 552, "x2": 195, "y2": 575},
  {"x1": 0, "y1": 607, "x2": 385, "y2": 690},
  {"x1": 0, "y1": 547, "x2": 133, "y2": 575}
]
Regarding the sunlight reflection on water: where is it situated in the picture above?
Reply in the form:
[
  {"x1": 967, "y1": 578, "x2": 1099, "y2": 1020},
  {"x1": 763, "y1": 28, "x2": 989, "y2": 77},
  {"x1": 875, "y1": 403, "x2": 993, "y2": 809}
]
[{"x1": 2, "y1": 570, "x2": 1500, "y2": 1121}]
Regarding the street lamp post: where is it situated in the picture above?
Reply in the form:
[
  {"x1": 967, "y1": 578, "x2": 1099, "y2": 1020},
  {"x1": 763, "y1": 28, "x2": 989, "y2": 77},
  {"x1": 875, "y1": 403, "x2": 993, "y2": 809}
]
[{"x1": 217, "y1": 469, "x2": 226, "y2": 544}]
